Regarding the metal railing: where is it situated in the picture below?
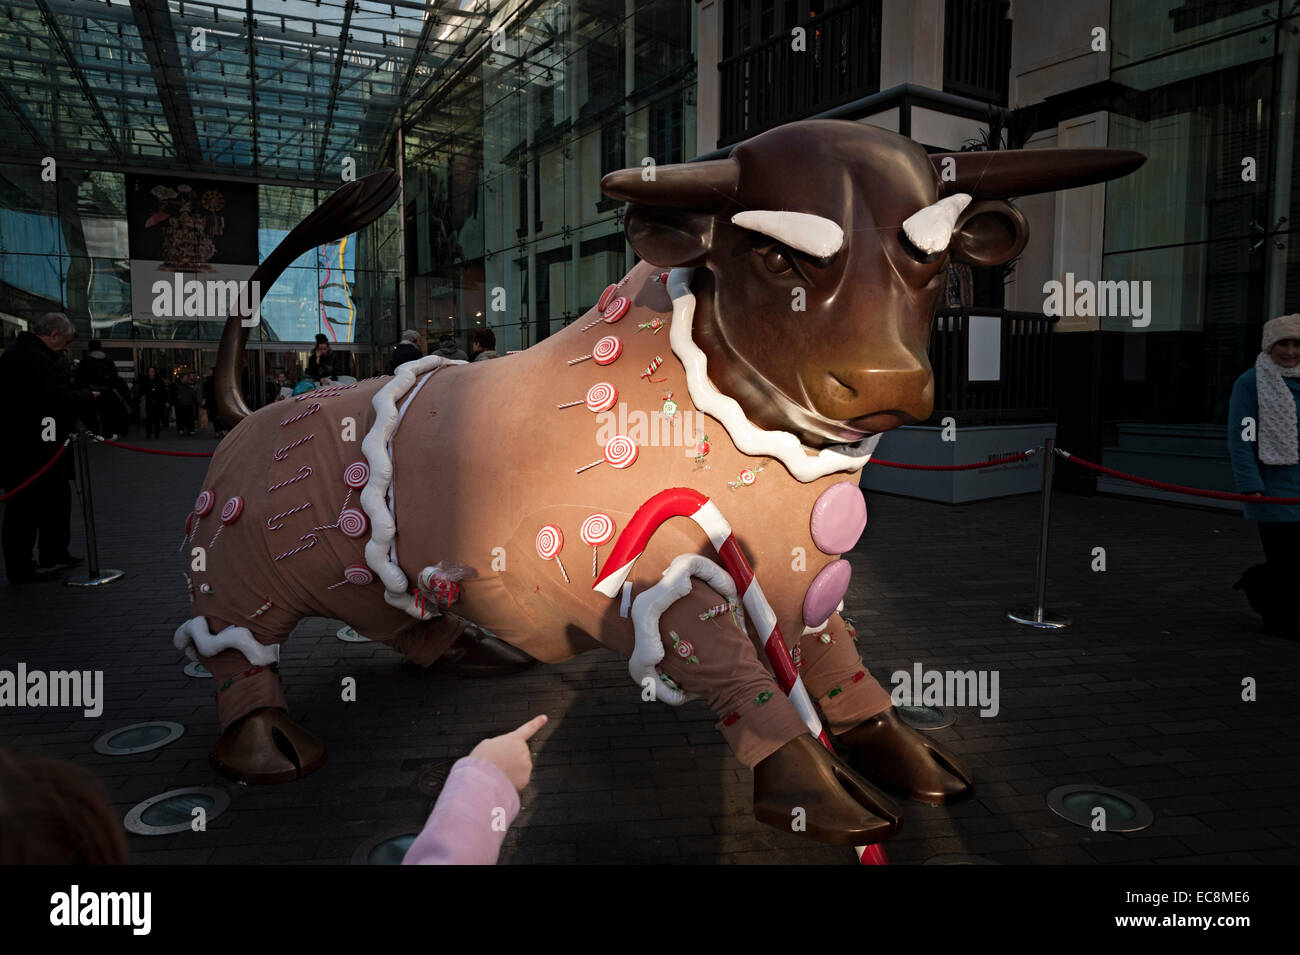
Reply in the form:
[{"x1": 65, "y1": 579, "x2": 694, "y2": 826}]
[
  {"x1": 928, "y1": 307, "x2": 1055, "y2": 423},
  {"x1": 942, "y1": 0, "x2": 1012, "y2": 106},
  {"x1": 718, "y1": 0, "x2": 882, "y2": 146}
]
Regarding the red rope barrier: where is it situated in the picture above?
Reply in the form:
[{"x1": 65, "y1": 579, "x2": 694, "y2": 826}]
[
  {"x1": 871, "y1": 450, "x2": 1034, "y2": 471},
  {"x1": 0, "y1": 440, "x2": 70, "y2": 502},
  {"x1": 1056, "y1": 449, "x2": 1300, "y2": 504},
  {"x1": 96, "y1": 437, "x2": 214, "y2": 458}
]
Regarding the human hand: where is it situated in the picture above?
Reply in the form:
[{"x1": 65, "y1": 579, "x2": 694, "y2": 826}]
[
  {"x1": 468, "y1": 714, "x2": 547, "y2": 791},
  {"x1": 91, "y1": 390, "x2": 101, "y2": 398}
]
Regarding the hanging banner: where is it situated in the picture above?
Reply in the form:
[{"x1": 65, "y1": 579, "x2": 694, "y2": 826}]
[{"x1": 126, "y1": 175, "x2": 259, "y2": 328}]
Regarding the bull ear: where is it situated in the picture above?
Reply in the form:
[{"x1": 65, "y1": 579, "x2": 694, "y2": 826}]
[
  {"x1": 949, "y1": 200, "x2": 1028, "y2": 267},
  {"x1": 625, "y1": 205, "x2": 715, "y2": 267}
]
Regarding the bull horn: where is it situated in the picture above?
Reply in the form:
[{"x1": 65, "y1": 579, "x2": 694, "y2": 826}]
[
  {"x1": 600, "y1": 158, "x2": 740, "y2": 208},
  {"x1": 902, "y1": 193, "x2": 972, "y2": 254},
  {"x1": 930, "y1": 149, "x2": 1146, "y2": 199}
]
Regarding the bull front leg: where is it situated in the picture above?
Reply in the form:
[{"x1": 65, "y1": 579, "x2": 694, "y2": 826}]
[{"x1": 801, "y1": 612, "x2": 974, "y2": 805}]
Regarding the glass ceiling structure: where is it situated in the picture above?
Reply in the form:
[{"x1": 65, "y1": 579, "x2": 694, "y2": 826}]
[{"x1": 0, "y1": 0, "x2": 495, "y2": 183}]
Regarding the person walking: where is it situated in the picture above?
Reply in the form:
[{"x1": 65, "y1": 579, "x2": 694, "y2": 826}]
[
  {"x1": 135, "y1": 366, "x2": 169, "y2": 439},
  {"x1": 0, "y1": 312, "x2": 92, "y2": 584},
  {"x1": 389, "y1": 329, "x2": 423, "y2": 374},
  {"x1": 470, "y1": 328, "x2": 499, "y2": 361},
  {"x1": 1229, "y1": 313, "x2": 1300, "y2": 639}
]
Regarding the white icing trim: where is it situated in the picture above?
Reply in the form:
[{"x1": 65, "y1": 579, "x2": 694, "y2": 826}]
[
  {"x1": 666, "y1": 269, "x2": 878, "y2": 482},
  {"x1": 901, "y1": 193, "x2": 972, "y2": 254},
  {"x1": 629, "y1": 554, "x2": 739, "y2": 707},
  {"x1": 174, "y1": 617, "x2": 279, "y2": 666},
  {"x1": 360, "y1": 354, "x2": 464, "y2": 619},
  {"x1": 731, "y1": 210, "x2": 843, "y2": 258}
]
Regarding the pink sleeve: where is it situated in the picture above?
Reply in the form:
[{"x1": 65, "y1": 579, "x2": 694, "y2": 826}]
[{"x1": 400, "y1": 756, "x2": 521, "y2": 865}]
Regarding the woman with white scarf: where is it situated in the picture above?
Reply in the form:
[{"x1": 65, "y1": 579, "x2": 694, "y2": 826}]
[{"x1": 1228, "y1": 314, "x2": 1300, "y2": 638}]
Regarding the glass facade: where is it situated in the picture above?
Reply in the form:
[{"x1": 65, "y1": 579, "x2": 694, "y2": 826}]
[
  {"x1": 1102, "y1": 0, "x2": 1299, "y2": 430},
  {"x1": 402, "y1": 0, "x2": 697, "y2": 354}
]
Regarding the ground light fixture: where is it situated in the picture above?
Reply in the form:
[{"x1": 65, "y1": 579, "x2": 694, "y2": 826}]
[
  {"x1": 123, "y1": 787, "x2": 230, "y2": 836},
  {"x1": 1046, "y1": 784, "x2": 1154, "y2": 832},
  {"x1": 93, "y1": 721, "x2": 184, "y2": 755}
]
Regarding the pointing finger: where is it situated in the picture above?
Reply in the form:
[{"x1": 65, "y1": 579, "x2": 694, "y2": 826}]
[{"x1": 506, "y1": 713, "x2": 548, "y2": 742}]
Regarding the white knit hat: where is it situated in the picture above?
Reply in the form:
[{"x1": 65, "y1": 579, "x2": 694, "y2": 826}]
[{"x1": 1261, "y1": 314, "x2": 1300, "y2": 352}]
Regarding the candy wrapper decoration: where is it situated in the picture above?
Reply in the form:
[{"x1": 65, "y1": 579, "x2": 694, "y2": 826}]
[{"x1": 417, "y1": 561, "x2": 478, "y2": 609}]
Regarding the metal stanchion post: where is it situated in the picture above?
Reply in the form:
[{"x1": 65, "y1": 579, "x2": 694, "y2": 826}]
[
  {"x1": 1006, "y1": 436, "x2": 1071, "y2": 629},
  {"x1": 66, "y1": 431, "x2": 125, "y2": 587}
]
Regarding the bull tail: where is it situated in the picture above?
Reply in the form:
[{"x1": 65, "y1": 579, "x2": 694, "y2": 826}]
[{"x1": 215, "y1": 169, "x2": 401, "y2": 429}]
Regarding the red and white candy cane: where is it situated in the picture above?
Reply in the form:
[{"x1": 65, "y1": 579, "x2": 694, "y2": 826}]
[{"x1": 592, "y1": 486, "x2": 889, "y2": 866}]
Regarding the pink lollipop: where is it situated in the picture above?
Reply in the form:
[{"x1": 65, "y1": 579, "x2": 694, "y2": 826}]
[
  {"x1": 556, "y1": 382, "x2": 618, "y2": 413},
  {"x1": 337, "y1": 508, "x2": 368, "y2": 539},
  {"x1": 220, "y1": 496, "x2": 244, "y2": 524},
  {"x1": 328, "y1": 564, "x2": 375, "y2": 590},
  {"x1": 568, "y1": 335, "x2": 622, "y2": 366},
  {"x1": 580, "y1": 513, "x2": 616, "y2": 577},
  {"x1": 576, "y1": 434, "x2": 639, "y2": 474},
  {"x1": 343, "y1": 461, "x2": 369, "y2": 489},
  {"x1": 195, "y1": 490, "x2": 215, "y2": 516},
  {"x1": 535, "y1": 524, "x2": 570, "y2": 583}
]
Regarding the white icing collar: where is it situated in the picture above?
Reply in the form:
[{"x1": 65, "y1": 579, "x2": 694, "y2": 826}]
[{"x1": 666, "y1": 268, "x2": 879, "y2": 483}]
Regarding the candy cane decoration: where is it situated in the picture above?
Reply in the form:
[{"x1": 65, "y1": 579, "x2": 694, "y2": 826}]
[
  {"x1": 592, "y1": 487, "x2": 889, "y2": 865},
  {"x1": 640, "y1": 355, "x2": 665, "y2": 381},
  {"x1": 280, "y1": 402, "x2": 321, "y2": 427},
  {"x1": 266, "y1": 501, "x2": 312, "y2": 530},
  {"x1": 273, "y1": 532, "x2": 318, "y2": 562},
  {"x1": 274, "y1": 433, "x2": 316, "y2": 461},
  {"x1": 267, "y1": 465, "x2": 312, "y2": 493}
]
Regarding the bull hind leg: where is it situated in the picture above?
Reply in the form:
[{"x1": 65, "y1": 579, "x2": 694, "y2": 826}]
[
  {"x1": 800, "y1": 613, "x2": 974, "y2": 804},
  {"x1": 177, "y1": 618, "x2": 326, "y2": 785}
]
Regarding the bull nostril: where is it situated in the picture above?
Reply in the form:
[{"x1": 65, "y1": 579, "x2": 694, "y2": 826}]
[{"x1": 826, "y1": 372, "x2": 858, "y2": 400}]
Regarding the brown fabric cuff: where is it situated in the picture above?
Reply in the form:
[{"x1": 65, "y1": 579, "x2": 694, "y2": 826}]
[
  {"x1": 379, "y1": 612, "x2": 469, "y2": 666},
  {"x1": 206, "y1": 656, "x2": 288, "y2": 731},
  {"x1": 715, "y1": 690, "x2": 810, "y2": 769}
]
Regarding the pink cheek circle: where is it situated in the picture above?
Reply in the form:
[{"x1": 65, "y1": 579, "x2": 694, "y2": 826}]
[
  {"x1": 809, "y1": 482, "x2": 867, "y2": 555},
  {"x1": 803, "y1": 559, "x2": 852, "y2": 629}
]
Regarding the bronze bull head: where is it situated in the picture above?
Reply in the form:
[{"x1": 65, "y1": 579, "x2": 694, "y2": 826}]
[{"x1": 601, "y1": 119, "x2": 1144, "y2": 449}]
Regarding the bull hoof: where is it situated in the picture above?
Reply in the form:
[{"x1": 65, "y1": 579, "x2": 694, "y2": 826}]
[
  {"x1": 753, "y1": 734, "x2": 901, "y2": 846},
  {"x1": 435, "y1": 624, "x2": 537, "y2": 677},
  {"x1": 837, "y1": 708, "x2": 974, "y2": 805},
  {"x1": 209, "y1": 707, "x2": 327, "y2": 784}
]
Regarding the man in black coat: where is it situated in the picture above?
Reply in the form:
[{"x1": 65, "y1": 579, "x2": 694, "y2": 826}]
[
  {"x1": 73, "y1": 339, "x2": 131, "y2": 438},
  {"x1": 0, "y1": 313, "x2": 93, "y2": 584}
]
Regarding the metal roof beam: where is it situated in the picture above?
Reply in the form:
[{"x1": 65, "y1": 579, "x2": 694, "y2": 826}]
[
  {"x1": 32, "y1": 0, "x2": 125, "y2": 161},
  {"x1": 313, "y1": 0, "x2": 358, "y2": 180},
  {"x1": 129, "y1": 0, "x2": 202, "y2": 165}
]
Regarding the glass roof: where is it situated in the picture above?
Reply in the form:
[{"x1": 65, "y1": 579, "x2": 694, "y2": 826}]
[{"x1": 0, "y1": 0, "x2": 492, "y2": 182}]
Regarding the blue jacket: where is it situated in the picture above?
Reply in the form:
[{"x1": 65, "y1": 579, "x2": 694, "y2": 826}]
[{"x1": 1227, "y1": 366, "x2": 1300, "y2": 522}]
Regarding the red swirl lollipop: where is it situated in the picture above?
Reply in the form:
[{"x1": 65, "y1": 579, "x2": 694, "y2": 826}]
[
  {"x1": 195, "y1": 490, "x2": 215, "y2": 517},
  {"x1": 576, "y1": 434, "x2": 639, "y2": 474},
  {"x1": 596, "y1": 283, "x2": 618, "y2": 313},
  {"x1": 568, "y1": 335, "x2": 622, "y2": 366},
  {"x1": 601, "y1": 296, "x2": 630, "y2": 324},
  {"x1": 344, "y1": 564, "x2": 374, "y2": 585},
  {"x1": 343, "y1": 461, "x2": 369, "y2": 489},
  {"x1": 556, "y1": 381, "x2": 618, "y2": 413},
  {"x1": 337, "y1": 508, "x2": 368, "y2": 539},
  {"x1": 580, "y1": 513, "x2": 616, "y2": 577},
  {"x1": 220, "y1": 496, "x2": 244, "y2": 524},
  {"x1": 535, "y1": 524, "x2": 570, "y2": 583}
]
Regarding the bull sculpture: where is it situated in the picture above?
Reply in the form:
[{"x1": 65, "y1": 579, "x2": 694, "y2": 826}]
[{"x1": 179, "y1": 120, "x2": 1142, "y2": 847}]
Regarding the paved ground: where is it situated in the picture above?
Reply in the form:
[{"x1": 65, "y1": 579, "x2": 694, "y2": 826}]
[{"x1": 2, "y1": 432, "x2": 1298, "y2": 865}]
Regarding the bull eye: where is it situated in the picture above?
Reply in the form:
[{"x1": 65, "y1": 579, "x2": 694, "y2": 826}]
[{"x1": 763, "y1": 246, "x2": 793, "y2": 274}]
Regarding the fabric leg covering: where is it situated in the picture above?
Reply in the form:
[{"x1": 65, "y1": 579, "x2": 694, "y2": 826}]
[
  {"x1": 203, "y1": 649, "x2": 288, "y2": 732},
  {"x1": 378, "y1": 612, "x2": 469, "y2": 666},
  {"x1": 797, "y1": 612, "x2": 894, "y2": 735}
]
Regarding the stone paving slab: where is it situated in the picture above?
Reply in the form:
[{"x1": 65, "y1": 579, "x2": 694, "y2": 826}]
[{"x1": 1, "y1": 434, "x2": 1297, "y2": 865}]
